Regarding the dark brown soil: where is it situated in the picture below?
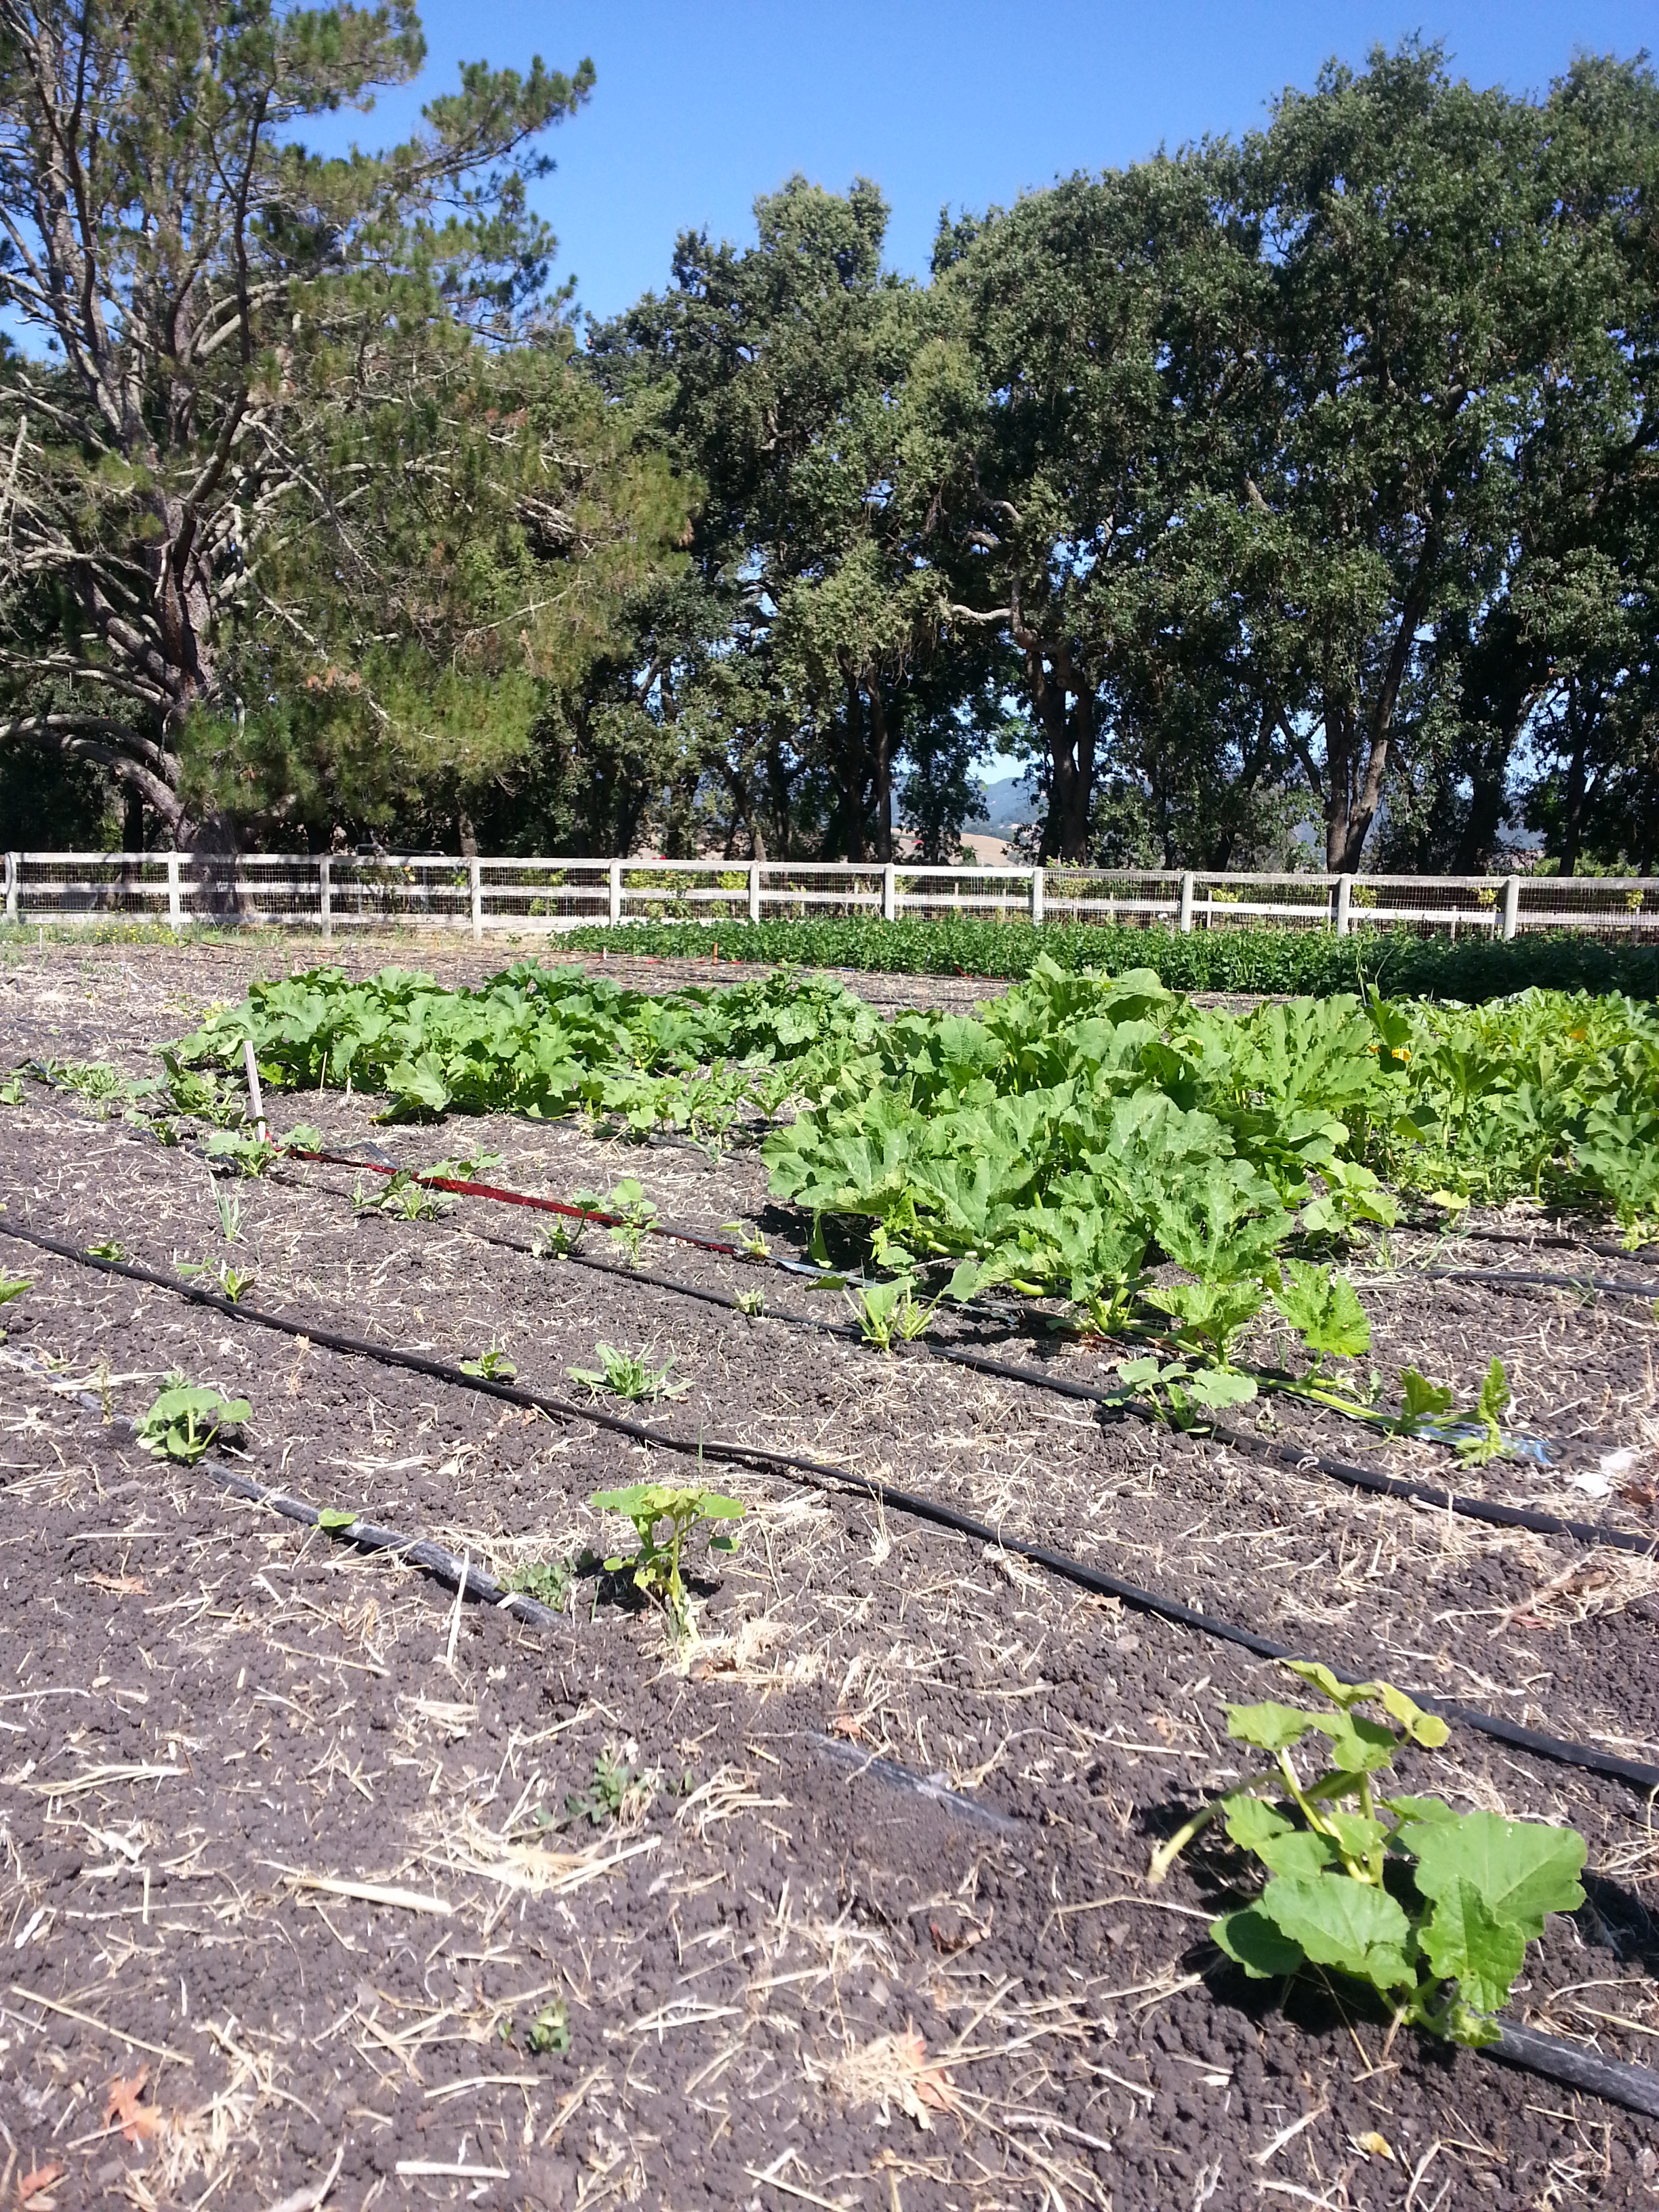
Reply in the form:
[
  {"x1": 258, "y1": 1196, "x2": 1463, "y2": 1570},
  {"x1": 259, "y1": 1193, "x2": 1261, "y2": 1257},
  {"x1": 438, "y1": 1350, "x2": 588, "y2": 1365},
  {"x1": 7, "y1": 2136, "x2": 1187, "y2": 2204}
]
[{"x1": 1, "y1": 942, "x2": 1657, "y2": 2211}]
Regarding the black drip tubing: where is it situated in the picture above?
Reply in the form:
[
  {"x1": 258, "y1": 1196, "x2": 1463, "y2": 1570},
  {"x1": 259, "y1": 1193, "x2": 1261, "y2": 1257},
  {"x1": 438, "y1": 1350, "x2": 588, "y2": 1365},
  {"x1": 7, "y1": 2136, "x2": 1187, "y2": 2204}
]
[{"x1": 4, "y1": 1217, "x2": 1657, "y2": 1798}]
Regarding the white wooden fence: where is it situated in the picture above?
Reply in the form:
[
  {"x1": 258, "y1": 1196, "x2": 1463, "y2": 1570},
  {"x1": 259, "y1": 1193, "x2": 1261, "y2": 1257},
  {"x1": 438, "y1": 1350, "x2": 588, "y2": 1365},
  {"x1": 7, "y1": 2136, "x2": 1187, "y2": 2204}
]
[{"x1": 2, "y1": 851, "x2": 1654, "y2": 942}]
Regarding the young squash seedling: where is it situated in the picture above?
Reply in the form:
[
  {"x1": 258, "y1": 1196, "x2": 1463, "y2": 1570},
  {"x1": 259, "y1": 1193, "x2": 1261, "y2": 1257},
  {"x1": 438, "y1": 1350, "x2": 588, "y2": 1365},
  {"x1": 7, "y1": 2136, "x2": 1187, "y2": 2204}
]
[
  {"x1": 1115, "y1": 1353, "x2": 1258, "y2": 1425},
  {"x1": 604, "y1": 1178, "x2": 658, "y2": 1266},
  {"x1": 213, "y1": 1183, "x2": 245, "y2": 1244},
  {"x1": 0, "y1": 1076, "x2": 23, "y2": 1106},
  {"x1": 508, "y1": 1557, "x2": 575, "y2": 1612},
  {"x1": 721, "y1": 1220, "x2": 771, "y2": 1262},
  {"x1": 176, "y1": 1252, "x2": 257, "y2": 1302},
  {"x1": 352, "y1": 1170, "x2": 449, "y2": 1222},
  {"x1": 0, "y1": 1273, "x2": 30, "y2": 1330},
  {"x1": 846, "y1": 1273, "x2": 943, "y2": 1352},
  {"x1": 205, "y1": 1128, "x2": 277, "y2": 1178},
  {"x1": 136, "y1": 1378, "x2": 251, "y2": 1464},
  {"x1": 561, "y1": 1746, "x2": 640, "y2": 1828},
  {"x1": 1149, "y1": 1661, "x2": 1586, "y2": 2047},
  {"x1": 589, "y1": 1481, "x2": 743, "y2": 1636},
  {"x1": 460, "y1": 1342, "x2": 517, "y2": 1381},
  {"x1": 735, "y1": 1287, "x2": 766, "y2": 1318},
  {"x1": 534, "y1": 1218, "x2": 585, "y2": 1260},
  {"x1": 525, "y1": 2001, "x2": 571, "y2": 2056},
  {"x1": 568, "y1": 1344, "x2": 685, "y2": 1403}
]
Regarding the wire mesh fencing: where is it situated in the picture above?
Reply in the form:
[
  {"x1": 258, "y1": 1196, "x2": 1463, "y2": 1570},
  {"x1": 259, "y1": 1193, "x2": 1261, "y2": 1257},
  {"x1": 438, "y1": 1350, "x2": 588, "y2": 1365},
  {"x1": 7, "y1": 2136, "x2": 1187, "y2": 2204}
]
[{"x1": 3, "y1": 850, "x2": 1655, "y2": 944}]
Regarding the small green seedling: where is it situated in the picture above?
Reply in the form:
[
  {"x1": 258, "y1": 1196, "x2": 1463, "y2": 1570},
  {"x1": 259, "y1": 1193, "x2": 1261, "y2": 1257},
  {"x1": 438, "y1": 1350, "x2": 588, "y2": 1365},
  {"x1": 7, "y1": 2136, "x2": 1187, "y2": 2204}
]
[
  {"x1": 205, "y1": 1128, "x2": 276, "y2": 1178},
  {"x1": 508, "y1": 1557, "x2": 575, "y2": 1612},
  {"x1": 589, "y1": 1481, "x2": 743, "y2": 1634},
  {"x1": 1116, "y1": 1353, "x2": 1257, "y2": 1425},
  {"x1": 535, "y1": 1218, "x2": 584, "y2": 1259},
  {"x1": 721, "y1": 1221, "x2": 771, "y2": 1262},
  {"x1": 176, "y1": 1256, "x2": 254, "y2": 1300},
  {"x1": 58, "y1": 1059, "x2": 125, "y2": 1103},
  {"x1": 136, "y1": 1379, "x2": 251, "y2": 1464},
  {"x1": 352, "y1": 1170, "x2": 449, "y2": 1221},
  {"x1": 1149, "y1": 1661, "x2": 1586, "y2": 2047},
  {"x1": 568, "y1": 1344, "x2": 684, "y2": 1403},
  {"x1": 605, "y1": 1178, "x2": 657, "y2": 1266},
  {"x1": 562, "y1": 1746, "x2": 637, "y2": 1828},
  {"x1": 846, "y1": 1273, "x2": 943, "y2": 1351},
  {"x1": 0, "y1": 1273, "x2": 30, "y2": 1327},
  {"x1": 87, "y1": 1240, "x2": 127, "y2": 1263},
  {"x1": 735, "y1": 1287, "x2": 766, "y2": 1318},
  {"x1": 525, "y1": 2001, "x2": 571, "y2": 2056},
  {"x1": 460, "y1": 1342, "x2": 517, "y2": 1381},
  {"x1": 279, "y1": 1123, "x2": 325, "y2": 1155},
  {"x1": 0, "y1": 1076, "x2": 22, "y2": 1106},
  {"x1": 161, "y1": 1053, "x2": 243, "y2": 1124},
  {"x1": 213, "y1": 1183, "x2": 244, "y2": 1244},
  {"x1": 317, "y1": 1507, "x2": 359, "y2": 1532},
  {"x1": 426, "y1": 1150, "x2": 504, "y2": 1183},
  {"x1": 1456, "y1": 1357, "x2": 1513, "y2": 1467}
]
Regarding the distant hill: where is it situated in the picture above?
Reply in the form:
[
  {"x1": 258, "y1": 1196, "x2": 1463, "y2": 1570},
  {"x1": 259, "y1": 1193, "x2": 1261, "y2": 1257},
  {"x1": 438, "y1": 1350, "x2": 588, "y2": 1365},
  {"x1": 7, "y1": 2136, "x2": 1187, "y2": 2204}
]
[{"x1": 964, "y1": 775, "x2": 1038, "y2": 834}]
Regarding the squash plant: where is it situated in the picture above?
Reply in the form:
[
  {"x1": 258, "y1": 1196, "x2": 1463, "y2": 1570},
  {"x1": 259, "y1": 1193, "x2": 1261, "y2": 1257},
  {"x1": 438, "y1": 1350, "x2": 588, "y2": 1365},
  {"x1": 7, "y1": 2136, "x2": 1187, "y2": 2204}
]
[
  {"x1": 136, "y1": 1379, "x2": 251, "y2": 1463},
  {"x1": 1151, "y1": 1662, "x2": 1586, "y2": 2046},
  {"x1": 589, "y1": 1481, "x2": 743, "y2": 1636}
]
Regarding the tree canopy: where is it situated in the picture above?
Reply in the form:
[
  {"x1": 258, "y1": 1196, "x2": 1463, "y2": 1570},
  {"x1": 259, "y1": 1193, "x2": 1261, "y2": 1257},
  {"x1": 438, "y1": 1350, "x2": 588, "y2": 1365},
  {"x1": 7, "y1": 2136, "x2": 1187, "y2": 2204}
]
[{"x1": 3, "y1": 22, "x2": 1655, "y2": 875}]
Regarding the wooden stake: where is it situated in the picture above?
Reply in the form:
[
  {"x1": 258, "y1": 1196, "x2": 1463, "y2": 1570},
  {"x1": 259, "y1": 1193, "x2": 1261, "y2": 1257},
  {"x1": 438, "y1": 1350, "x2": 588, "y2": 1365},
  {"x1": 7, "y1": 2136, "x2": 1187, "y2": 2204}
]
[{"x1": 243, "y1": 1038, "x2": 268, "y2": 1141}]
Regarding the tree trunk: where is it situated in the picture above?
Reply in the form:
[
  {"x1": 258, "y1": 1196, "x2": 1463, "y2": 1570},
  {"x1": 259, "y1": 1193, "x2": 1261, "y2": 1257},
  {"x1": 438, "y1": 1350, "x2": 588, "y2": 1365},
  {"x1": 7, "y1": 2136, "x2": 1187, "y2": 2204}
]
[
  {"x1": 1559, "y1": 697, "x2": 1587, "y2": 879},
  {"x1": 869, "y1": 681, "x2": 893, "y2": 863},
  {"x1": 832, "y1": 670, "x2": 868, "y2": 861},
  {"x1": 1029, "y1": 645, "x2": 1094, "y2": 864}
]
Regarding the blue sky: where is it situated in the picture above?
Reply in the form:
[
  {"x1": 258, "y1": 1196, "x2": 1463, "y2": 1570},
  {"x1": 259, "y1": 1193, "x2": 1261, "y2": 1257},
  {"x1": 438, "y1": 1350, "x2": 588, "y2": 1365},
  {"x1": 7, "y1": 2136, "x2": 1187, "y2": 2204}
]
[{"x1": 347, "y1": 0, "x2": 1656, "y2": 328}]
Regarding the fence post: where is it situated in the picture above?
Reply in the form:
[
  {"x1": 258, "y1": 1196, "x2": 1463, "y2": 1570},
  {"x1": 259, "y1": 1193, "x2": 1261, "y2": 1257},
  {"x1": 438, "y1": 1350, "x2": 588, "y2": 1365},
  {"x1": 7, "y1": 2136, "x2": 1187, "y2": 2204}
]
[
  {"x1": 881, "y1": 861, "x2": 897, "y2": 923},
  {"x1": 608, "y1": 859, "x2": 622, "y2": 926},
  {"x1": 748, "y1": 861, "x2": 762, "y2": 924},
  {"x1": 1178, "y1": 872, "x2": 1194, "y2": 935},
  {"x1": 167, "y1": 853, "x2": 182, "y2": 933},
  {"x1": 469, "y1": 856, "x2": 483, "y2": 941},
  {"x1": 1502, "y1": 875, "x2": 1519, "y2": 943},
  {"x1": 318, "y1": 855, "x2": 332, "y2": 940},
  {"x1": 1334, "y1": 875, "x2": 1353, "y2": 938},
  {"x1": 3, "y1": 852, "x2": 16, "y2": 926},
  {"x1": 1029, "y1": 865, "x2": 1045, "y2": 926}
]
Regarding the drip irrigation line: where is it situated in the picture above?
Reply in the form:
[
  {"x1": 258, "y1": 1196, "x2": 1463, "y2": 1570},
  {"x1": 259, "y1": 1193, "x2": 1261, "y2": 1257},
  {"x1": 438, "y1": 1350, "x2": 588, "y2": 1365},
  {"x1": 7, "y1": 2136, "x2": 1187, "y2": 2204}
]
[
  {"x1": 806, "y1": 1730, "x2": 1022, "y2": 1834},
  {"x1": 5, "y1": 1217, "x2": 1658, "y2": 1801},
  {"x1": 1488, "y1": 2020, "x2": 1659, "y2": 2120},
  {"x1": 7, "y1": 1364, "x2": 1656, "y2": 2123}
]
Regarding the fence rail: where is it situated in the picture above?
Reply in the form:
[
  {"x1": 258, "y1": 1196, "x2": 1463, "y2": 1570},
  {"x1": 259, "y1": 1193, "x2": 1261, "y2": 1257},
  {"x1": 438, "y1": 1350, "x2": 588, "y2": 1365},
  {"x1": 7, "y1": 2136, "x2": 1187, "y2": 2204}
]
[{"x1": 2, "y1": 850, "x2": 1654, "y2": 943}]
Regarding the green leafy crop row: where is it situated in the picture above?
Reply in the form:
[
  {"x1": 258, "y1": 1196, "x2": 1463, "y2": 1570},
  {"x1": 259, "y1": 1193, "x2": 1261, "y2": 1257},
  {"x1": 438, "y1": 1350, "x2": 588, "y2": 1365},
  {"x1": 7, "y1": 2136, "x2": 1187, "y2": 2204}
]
[
  {"x1": 167, "y1": 954, "x2": 1659, "y2": 1430},
  {"x1": 561, "y1": 918, "x2": 1659, "y2": 1004},
  {"x1": 173, "y1": 959, "x2": 876, "y2": 1132}
]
